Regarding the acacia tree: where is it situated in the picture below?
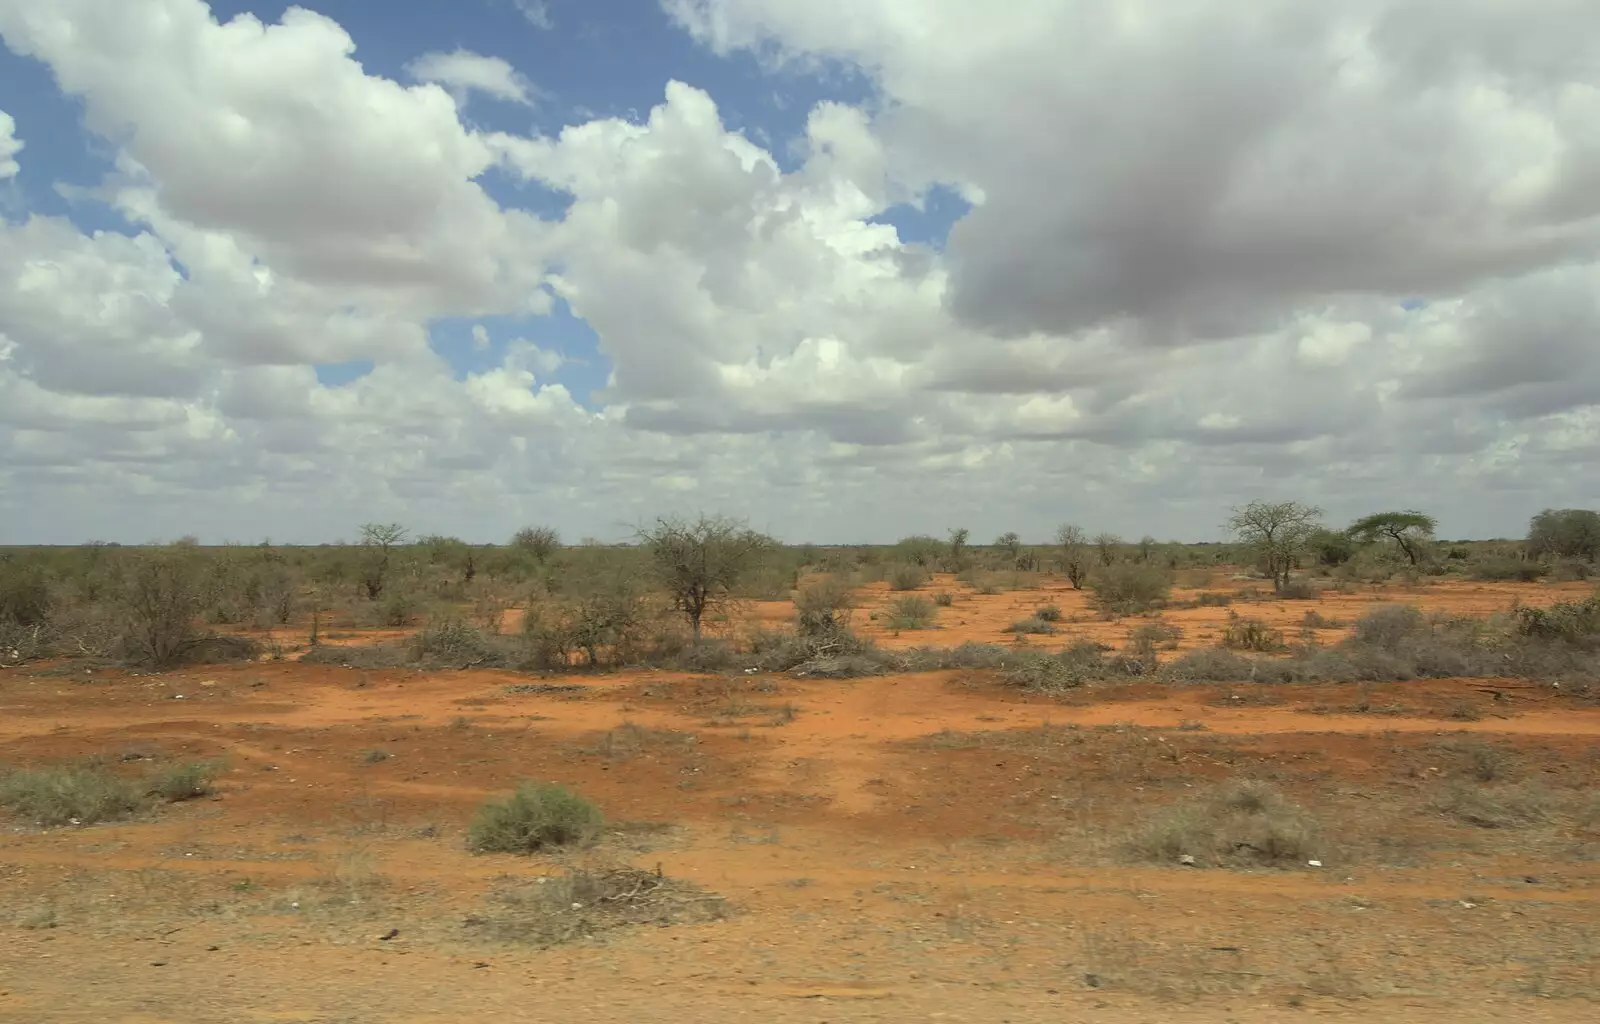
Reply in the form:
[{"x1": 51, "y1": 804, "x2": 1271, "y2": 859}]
[
  {"x1": 994, "y1": 532, "x2": 1023, "y2": 566},
  {"x1": 640, "y1": 514, "x2": 772, "y2": 642},
  {"x1": 358, "y1": 522, "x2": 407, "y2": 599},
  {"x1": 1348, "y1": 510, "x2": 1437, "y2": 566},
  {"x1": 947, "y1": 527, "x2": 970, "y2": 564},
  {"x1": 1227, "y1": 501, "x2": 1323, "y2": 592},
  {"x1": 1055, "y1": 524, "x2": 1091, "y2": 589},
  {"x1": 511, "y1": 525, "x2": 562, "y2": 563}
]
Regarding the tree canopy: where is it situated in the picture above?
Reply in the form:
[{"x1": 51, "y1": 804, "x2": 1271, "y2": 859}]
[{"x1": 1348, "y1": 510, "x2": 1437, "y2": 565}]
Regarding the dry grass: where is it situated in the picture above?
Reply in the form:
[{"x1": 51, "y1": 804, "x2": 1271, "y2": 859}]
[
  {"x1": 1128, "y1": 780, "x2": 1324, "y2": 869},
  {"x1": 463, "y1": 864, "x2": 728, "y2": 946}
]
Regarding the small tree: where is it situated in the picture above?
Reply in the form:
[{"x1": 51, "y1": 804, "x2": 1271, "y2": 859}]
[
  {"x1": 1055, "y1": 524, "x2": 1091, "y2": 590},
  {"x1": 948, "y1": 527, "x2": 970, "y2": 562},
  {"x1": 1093, "y1": 532, "x2": 1122, "y2": 566},
  {"x1": 640, "y1": 514, "x2": 771, "y2": 643},
  {"x1": 358, "y1": 523, "x2": 407, "y2": 600},
  {"x1": 1348, "y1": 510, "x2": 1437, "y2": 566},
  {"x1": 511, "y1": 525, "x2": 562, "y2": 563},
  {"x1": 1227, "y1": 501, "x2": 1323, "y2": 593},
  {"x1": 994, "y1": 532, "x2": 1023, "y2": 566}
]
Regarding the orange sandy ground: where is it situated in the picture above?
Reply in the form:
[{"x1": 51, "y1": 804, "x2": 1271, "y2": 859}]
[{"x1": 1, "y1": 577, "x2": 1597, "y2": 1023}]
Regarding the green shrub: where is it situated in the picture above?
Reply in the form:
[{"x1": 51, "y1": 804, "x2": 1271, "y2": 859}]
[
  {"x1": 1087, "y1": 563, "x2": 1172, "y2": 615},
  {"x1": 146, "y1": 762, "x2": 219, "y2": 803},
  {"x1": 933, "y1": 592, "x2": 954, "y2": 607},
  {"x1": 0, "y1": 562, "x2": 51, "y2": 626},
  {"x1": 1195, "y1": 591, "x2": 1233, "y2": 607},
  {"x1": 884, "y1": 595, "x2": 936, "y2": 630},
  {"x1": 0, "y1": 765, "x2": 147, "y2": 826},
  {"x1": 1034, "y1": 604, "x2": 1063, "y2": 622},
  {"x1": 1513, "y1": 594, "x2": 1600, "y2": 647},
  {"x1": 1129, "y1": 781, "x2": 1322, "y2": 868},
  {"x1": 468, "y1": 782, "x2": 603, "y2": 854},
  {"x1": 887, "y1": 563, "x2": 928, "y2": 591}
]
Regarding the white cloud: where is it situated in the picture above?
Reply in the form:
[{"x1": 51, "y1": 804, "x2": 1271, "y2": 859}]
[
  {"x1": 514, "y1": 0, "x2": 553, "y2": 30},
  {"x1": 406, "y1": 49, "x2": 538, "y2": 107},
  {"x1": 0, "y1": 109, "x2": 20, "y2": 178},
  {"x1": 1, "y1": 0, "x2": 1598, "y2": 544}
]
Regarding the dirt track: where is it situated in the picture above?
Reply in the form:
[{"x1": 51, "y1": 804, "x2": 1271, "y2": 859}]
[{"x1": 2, "y1": 580, "x2": 1597, "y2": 1022}]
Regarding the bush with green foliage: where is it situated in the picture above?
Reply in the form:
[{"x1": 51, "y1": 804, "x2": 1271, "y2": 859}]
[
  {"x1": 468, "y1": 782, "x2": 603, "y2": 854},
  {"x1": 884, "y1": 595, "x2": 936, "y2": 630},
  {"x1": 1527, "y1": 508, "x2": 1600, "y2": 562},
  {"x1": 1034, "y1": 604, "x2": 1063, "y2": 622},
  {"x1": 1087, "y1": 562, "x2": 1172, "y2": 615},
  {"x1": 887, "y1": 563, "x2": 929, "y2": 591}
]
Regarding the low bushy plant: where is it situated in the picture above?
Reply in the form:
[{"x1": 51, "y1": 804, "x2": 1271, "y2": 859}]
[
  {"x1": 468, "y1": 782, "x2": 603, "y2": 854},
  {"x1": 1087, "y1": 563, "x2": 1172, "y2": 616}
]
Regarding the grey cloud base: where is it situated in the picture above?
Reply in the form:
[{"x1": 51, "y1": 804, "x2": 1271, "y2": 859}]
[{"x1": 0, "y1": 0, "x2": 1597, "y2": 543}]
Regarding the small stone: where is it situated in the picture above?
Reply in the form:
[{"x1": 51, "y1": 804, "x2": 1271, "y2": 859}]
[
  {"x1": 1307, "y1": 859, "x2": 1323, "y2": 868},
  {"x1": 1178, "y1": 854, "x2": 1197, "y2": 866}
]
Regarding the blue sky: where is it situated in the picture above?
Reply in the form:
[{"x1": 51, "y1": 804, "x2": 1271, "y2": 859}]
[{"x1": 1, "y1": 0, "x2": 964, "y2": 410}]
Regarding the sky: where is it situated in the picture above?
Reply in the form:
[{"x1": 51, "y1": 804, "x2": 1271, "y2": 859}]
[{"x1": 1, "y1": 0, "x2": 1597, "y2": 546}]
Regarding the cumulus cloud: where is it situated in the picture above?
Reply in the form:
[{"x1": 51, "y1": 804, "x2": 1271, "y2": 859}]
[
  {"x1": 1, "y1": 0, "x2": 1598, "y2": 544},
  {"x1": 406, "y1": 49, "x2": 538, "y2": 107},
  {"x1": 0, "y1": 109, "x2": 20, "y2": 178}
]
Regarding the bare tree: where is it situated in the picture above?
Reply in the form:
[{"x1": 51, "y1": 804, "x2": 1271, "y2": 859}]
[
  {"x1": 1055, "y1": 524, "x2": 1091, "y2": 589},
  {"x1": 1227, "y1": 501, "x2": 1323, "y2": 592},
  {"x1": 639, "y1": 514, "x2": 772, "y2": 643},
  {"x1": 1348, "y1": 510, "x2": 1437, "y2": 566}
]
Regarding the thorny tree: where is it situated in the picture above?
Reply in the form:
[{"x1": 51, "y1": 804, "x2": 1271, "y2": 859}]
[
  {"x1": 1055, "y1": 524, "x2": 1091, "y2": 589},
  {"x1": 1227, "y1": 501, "x2": 1323, "y2": 592},
  {"x1": 1348, "y1": 511, "x2": 1437, "y2": 566},
  {"x1": 639, "y1": 514, "x2": 772, "y2": 643}
]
